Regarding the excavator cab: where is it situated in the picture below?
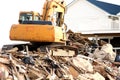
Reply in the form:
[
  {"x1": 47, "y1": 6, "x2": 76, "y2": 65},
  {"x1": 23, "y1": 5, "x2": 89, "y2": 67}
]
[
  {"x1": 18, "y1": 11, "x2": 53, "y2": 25},
  {"x1": 18, "y1": 11, "x2": 41, "y2": 24}
]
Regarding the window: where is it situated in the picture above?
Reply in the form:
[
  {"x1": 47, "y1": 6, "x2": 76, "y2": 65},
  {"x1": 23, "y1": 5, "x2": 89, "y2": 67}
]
[
  {"x1": 111, "y1": 20, "x2": 119, "y2": 30},
  {"x1": 19, "y1": 13, "x2": 33, "y2": 21}
]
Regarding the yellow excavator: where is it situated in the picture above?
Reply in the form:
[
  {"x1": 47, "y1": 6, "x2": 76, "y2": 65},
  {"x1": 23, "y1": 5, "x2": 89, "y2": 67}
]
[
  {"x1": 3, "y1": 0, "x2": 77, "y2": 56},
  {"x1": 10, "y1": 0, "x2": 66, "y2": 43}
]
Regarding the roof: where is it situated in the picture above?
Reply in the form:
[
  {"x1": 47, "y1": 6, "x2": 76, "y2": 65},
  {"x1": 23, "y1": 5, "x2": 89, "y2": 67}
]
[
  {"x1": 80, "y1": 30, "x2": 120, "y2": 37},
  {"x1": 67, "y1": 0, "x2": 120, "y2": 15},
  {"x1": 87, "y1": 0, "x2": 120, "y2": 15}
]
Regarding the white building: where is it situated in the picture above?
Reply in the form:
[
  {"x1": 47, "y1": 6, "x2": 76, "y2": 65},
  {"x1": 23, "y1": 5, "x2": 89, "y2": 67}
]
[
  {"x1": 65, "y1": 0, "x2": 120, "y2": 50},
  {"x1": 65, "y1": 0, "x2": 120, "y2": 33}
]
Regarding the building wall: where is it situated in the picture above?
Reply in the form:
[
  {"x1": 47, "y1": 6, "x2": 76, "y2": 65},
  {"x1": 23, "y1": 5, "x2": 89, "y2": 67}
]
[{"x1": 65, "y1": 0, "x2": 117, "y2": 32}]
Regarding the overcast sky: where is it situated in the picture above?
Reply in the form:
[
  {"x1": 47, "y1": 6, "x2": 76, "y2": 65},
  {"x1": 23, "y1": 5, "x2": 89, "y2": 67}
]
[{"x1": 0, "y1": 0, "x2": 120, "y2": 48}]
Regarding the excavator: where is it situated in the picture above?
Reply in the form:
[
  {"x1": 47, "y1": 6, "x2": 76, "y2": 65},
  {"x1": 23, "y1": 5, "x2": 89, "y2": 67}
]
[{"x1": 2, "y1": 0, "x2": 77, "y2": 56}]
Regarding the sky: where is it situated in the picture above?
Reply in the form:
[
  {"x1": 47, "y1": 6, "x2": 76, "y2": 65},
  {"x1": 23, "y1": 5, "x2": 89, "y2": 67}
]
[{"x1": 0, "y1": 0, "x2": 120, "y2": 48}]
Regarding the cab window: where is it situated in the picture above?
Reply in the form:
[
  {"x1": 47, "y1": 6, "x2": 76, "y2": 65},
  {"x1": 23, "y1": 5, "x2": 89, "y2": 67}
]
[{"x1": 19, "y1": 13, "x2": 33, "y2": 21}]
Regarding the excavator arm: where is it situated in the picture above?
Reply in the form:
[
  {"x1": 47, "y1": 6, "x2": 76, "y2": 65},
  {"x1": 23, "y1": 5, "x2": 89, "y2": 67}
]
[{"x1": 41, "y1": 0, "x2": 66, "y2": 27}]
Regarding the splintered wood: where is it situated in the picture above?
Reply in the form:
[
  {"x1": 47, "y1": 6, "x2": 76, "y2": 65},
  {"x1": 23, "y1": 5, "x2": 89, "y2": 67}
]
[{"x1": 0, "y1": 32, "x2": 120, "y2": 80}]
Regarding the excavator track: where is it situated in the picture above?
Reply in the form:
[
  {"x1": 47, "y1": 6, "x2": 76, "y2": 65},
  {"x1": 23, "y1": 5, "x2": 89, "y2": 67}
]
[
  {"x1": 2, "y1": 42, "x2": 78, "y2": 57},
  {"x1": 2, "y1": 42, "x2": 60, "y2": 51}
]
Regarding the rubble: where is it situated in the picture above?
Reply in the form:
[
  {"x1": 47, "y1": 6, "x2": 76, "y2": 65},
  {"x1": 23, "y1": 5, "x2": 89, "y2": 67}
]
[
  {"x1": 90, "y1": 40, "x2": 116, "y2": 62},
  {"x1": 0, "y1": 32, "x2": 120, "y2": 80}
]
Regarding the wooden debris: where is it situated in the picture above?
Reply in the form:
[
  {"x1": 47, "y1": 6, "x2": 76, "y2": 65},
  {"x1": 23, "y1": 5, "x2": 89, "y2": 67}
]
[
  {"x1": 0, "y1": 32, "x2": 119, "y2": 79},
  {"x1": 5, "y1": 47, "x2": 18, "y2": 53}
]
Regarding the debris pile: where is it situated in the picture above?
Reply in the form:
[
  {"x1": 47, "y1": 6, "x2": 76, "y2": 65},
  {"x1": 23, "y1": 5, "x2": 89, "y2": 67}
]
[{"x1": 0, "y1": 32, "x2": 120, "y2": 80}]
